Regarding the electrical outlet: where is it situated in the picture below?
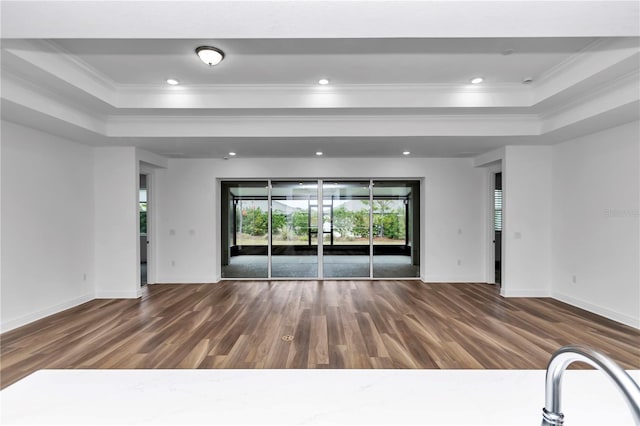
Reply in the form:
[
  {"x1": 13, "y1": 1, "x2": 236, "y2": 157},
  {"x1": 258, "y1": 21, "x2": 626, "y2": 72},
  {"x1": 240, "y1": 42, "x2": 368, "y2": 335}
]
[
  {"x1": 171, "y1": 260, "x2": 176, "y2": 267},
  {"x1": 572, "y1": 275, "x2": 577, "y2": 284},
  {"x1": 457, "y1": 259, "x2": 462, "y2": 266}
]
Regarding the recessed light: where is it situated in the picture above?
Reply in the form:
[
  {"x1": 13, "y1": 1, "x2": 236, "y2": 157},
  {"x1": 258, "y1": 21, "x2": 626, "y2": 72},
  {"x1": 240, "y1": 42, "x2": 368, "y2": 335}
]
[
  {"x1": 470, "y1": 77, "x2": 484, "y2": 84},
  {"x1": 315, "y1": 151, "x2": 324, "y2": 156},
  {"x1": 228, "y1": 152, "x2": 236, "y2": 156},
  {"x1": 402, "y1": 151, "x2": 411, "y2": 155},
  {"x1": 166, "y1": 78, "x2": 179, "y2": 85},
  {"x1": 196, "y1": 46, "x2": 225, "y2": 66},
  {"x1": 318, "y1": 78, "x2": 330, "y2": 85},
  {"x1": 501, "y1": 49, "x2": 515, "y2": 56},
  {"x1": 522, "y1": 77, "x2": 534, "y2": 84}
]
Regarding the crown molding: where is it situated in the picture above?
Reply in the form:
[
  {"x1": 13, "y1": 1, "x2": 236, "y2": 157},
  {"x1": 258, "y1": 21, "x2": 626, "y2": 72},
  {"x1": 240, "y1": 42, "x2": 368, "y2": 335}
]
[
  {"x1": 533, "y1": 38, "x2": 607, "y2": 86},
  {"x1": 112, "y1": 84, "x2": 533, "y2": 109},
  {"x1": 540, "y1": 70, "x2": 640, "y2": 133},
  {"x1": 1, "y1": 69, "x2": 106, "y2": 134},
  {"x1": 116, "y1": 82, "x2": 530, "y2": 94},
  {"x1": 533, "y1": 37, "x2": 640, "y2": 105},
  {"x1": 2, "y1": 39, "x2": 117, "y2": 104},
  {"x1": 539, "y1": 69, "x2": 640, "y2": 120},
  {"x1": 40, "y1": 40, "x2": 118, "y2": 91}
]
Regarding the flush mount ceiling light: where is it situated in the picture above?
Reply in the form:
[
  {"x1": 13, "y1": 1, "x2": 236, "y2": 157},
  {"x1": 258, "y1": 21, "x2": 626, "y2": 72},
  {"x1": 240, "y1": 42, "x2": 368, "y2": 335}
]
[
  {"x1": 196, "y1": 46, "x2": 225, "y2": 66},
  {"x1": 318, "y1": 78, "x2": 330, "y2": 85},
  {"x1": 402, "y1": 151, "x2": 411, "y2": 156},
  {"x1": 166, "y1": 78, "x2": 179, "y2": 85},
  {"x1": 470, "y1": 77, "x2": 484, "y2": 84},
  {"x1": 315, "y1": 151, "x2": 324, "y2": 156}
]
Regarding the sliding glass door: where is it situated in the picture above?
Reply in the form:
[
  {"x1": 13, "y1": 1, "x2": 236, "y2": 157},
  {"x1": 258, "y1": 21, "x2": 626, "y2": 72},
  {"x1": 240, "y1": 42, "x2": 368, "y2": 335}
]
[
  {"x1": 221, "y1": 179, "x2": 420, "y2": 279},
  {"x1": 372, "y1": 181, "x2": 420, "y2": 278},
  {"x1": 271, "y1": 181, "x2": 318, "y2": 278},
  {"x1": 322, "y1": 181, "x2": 371, "y2": 278},
  {"x1": 221, "y1": 181, "x2": 269, "y2": 278}
]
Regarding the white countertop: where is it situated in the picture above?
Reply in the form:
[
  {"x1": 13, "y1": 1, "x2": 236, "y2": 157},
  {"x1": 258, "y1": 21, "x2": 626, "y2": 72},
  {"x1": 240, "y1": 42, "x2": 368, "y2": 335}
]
[{"x1": 1, "y1": 369, "x2": 639, "y2": 425}]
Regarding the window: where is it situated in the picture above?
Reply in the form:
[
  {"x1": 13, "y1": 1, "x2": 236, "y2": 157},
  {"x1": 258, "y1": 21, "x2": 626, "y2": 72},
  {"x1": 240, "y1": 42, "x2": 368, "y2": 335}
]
[
  {"x1": 494, "y1": 189, "x2": 502, "y2": 231},
  {"x1": 139, "y1": 188, "x2": 147, "y2": 234}
]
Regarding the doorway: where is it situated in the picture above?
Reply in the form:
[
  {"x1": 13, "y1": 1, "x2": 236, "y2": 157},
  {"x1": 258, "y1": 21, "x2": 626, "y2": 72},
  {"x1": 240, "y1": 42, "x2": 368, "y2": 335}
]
[
  {"x1": 271, "y1": 181, "x2": 319, "y2": 278},
  {"x1": 322, "y1": 181, "x2": 371, "y2": 278},
  {"x1": 139, "y1": 174, "x2": 148, "y2": 286},
  {"x1": 493, "y1": 172, "x2": 502, "y2": 285},
  {"x1": 220, "y1": 179, "x2": 420, "y2": 279}
]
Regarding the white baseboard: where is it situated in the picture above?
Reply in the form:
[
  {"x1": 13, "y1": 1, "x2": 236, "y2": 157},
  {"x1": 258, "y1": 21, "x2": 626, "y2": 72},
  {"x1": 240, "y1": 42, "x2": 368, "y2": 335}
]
[
  {"x1": 501, "y1": 289, "x2": 550, "y2": 297},
  {"x1": 552, "y1": 292, "x2": 640, "y2": 329},
  {"x1": 154, "y1": 276, "x2": 218, "y2": 284},
  {"x1": 0, "y1": 293, "x2": 94, "y2": 333},
  {"x1": 422, "y1": 275, "x2": 487, "y2": 283},
  {"x1": 94, "y1": 291, "x2": 140, "y2": 299}
]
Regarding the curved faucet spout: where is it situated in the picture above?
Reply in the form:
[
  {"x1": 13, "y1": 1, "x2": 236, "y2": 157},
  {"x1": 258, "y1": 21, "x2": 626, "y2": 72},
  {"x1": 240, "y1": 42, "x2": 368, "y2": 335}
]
[{"x1": 541, "y1": 345, "x2": 640, "y2": 426}]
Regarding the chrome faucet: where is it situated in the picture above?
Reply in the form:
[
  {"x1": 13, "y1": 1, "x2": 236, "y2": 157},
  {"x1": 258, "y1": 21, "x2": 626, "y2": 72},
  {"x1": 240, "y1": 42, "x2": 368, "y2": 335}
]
[{"x1": 541, "y1": 345, "x2": 640, "y2": 425}]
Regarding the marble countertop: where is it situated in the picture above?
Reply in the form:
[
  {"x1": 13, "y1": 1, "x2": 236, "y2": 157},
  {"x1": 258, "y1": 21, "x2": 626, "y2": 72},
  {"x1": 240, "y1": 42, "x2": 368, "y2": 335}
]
[{"x1": 2, "y1": 369, "x2": 639, "y2": 425}]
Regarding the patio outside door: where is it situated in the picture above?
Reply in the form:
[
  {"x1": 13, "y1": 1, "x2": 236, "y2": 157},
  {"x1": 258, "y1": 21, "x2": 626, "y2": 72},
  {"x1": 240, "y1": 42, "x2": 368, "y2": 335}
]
[
  {"x1": 270, "y1": 181, "x2": 318, "y2": 278},
  {"x1": 221, "y1": 179, "x2": 419, "y2": 279},
  {"x1": 322, "y1": 181, "x2": 371, "y2": 278}
]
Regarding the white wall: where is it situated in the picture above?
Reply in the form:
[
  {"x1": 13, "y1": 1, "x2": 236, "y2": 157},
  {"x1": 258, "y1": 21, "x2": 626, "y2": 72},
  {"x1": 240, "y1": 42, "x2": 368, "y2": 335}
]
[
  {"x1": 422, "y1": 160, "x2": 487, "y2": 281},
  {"x1": 552, "y1": 121, "x2": 640, "y2": 328},
  {"x1": 94, "y1": 147, "x2": 140, "y2": 298},
  {"x1": 1, "y1": 121, "x2": 94, "y2": 331},
  {"x1": 155, "y1": 159, "x2": 217, "y2": 283},
  {"x1": 502, "y1": 146, "x2": 553, "y2": 297},
  {"x1": 155, "y1": 157, "x2": 487, "y2": 283},
  {"x1": 2, "y1": 119, "x2": 637, "y2": 330}
]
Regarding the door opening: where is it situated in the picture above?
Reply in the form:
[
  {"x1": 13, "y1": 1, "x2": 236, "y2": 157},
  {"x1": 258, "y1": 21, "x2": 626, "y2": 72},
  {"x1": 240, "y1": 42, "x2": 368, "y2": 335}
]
[
  {"x1": 139, "y1": 174, "x2": 148, "y2": 286},
  {"x1": 494, "y1": 172, "x2": 502, "y2": 285},
  {"x1": 220, "y1": 179, "x2": 420, "y2": 279}
]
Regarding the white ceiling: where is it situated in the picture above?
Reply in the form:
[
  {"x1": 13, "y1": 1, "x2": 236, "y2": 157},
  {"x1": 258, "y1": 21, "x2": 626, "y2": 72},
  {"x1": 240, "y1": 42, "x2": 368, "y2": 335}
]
[
  {"x1": 53, "y1": 38, "x2": 596, "y2": 85},
  {"x1": 1, "y1": 1, "x2": 639, "y2": 159}
]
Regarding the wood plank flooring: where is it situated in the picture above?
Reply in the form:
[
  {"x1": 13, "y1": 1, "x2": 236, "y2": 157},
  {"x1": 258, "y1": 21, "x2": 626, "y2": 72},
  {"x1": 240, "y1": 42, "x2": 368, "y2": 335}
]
[{"x1": 2, "y1": 281, "x2": 639, "y2": 389}]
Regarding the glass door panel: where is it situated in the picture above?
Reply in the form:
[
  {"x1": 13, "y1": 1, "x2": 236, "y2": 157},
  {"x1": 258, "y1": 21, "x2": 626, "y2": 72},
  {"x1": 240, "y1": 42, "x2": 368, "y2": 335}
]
[
  {"x1": 271, "y1": 181, "x2": 318, "y2": 278},
  {"x1": 372, "y1": 181, "x2": 420, "y2": 278},
  {"x1": 221, "y1": 179, "x2": 420, "y2": 280},
  {"x1": 322, "y1": 181, "x2": 371, "y2": 278},
  {"x1": 221, "y1": 181, "x2": 269, "y2": 278}
]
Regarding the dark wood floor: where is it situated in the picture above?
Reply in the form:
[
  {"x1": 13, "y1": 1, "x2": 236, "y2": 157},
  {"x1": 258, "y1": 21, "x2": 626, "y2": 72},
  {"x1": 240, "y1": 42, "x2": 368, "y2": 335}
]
[{"x1": 2, "y1": 281, "x2": 639, "y2": 389}]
